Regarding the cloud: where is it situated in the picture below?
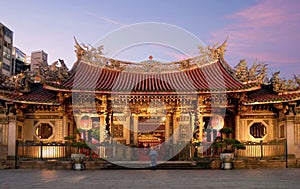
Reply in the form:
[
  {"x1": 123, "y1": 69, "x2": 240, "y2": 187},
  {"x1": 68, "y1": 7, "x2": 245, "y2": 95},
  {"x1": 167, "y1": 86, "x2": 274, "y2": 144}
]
[
  {"x1": 210, "y1": 0, "x2": 300, "y2": 74},
  {"x1": 163, "y1": 51, "x2": 189, "y2": 61},
  {"x1": 87, "y1": 12, "x2": 125, "y2": 27}
]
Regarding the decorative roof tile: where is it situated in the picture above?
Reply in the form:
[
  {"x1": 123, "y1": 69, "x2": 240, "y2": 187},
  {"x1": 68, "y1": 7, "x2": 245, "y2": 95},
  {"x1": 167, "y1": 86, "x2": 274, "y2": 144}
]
[
  {"x1": 46, "y1": 60, "x2": 257, "y2": 94},
  {"x1": 11, "y1": 86, "x2": 58, "y2": 105},
  {"x1": 245, "y1": 88, "x2": 300, "y2": 104}
]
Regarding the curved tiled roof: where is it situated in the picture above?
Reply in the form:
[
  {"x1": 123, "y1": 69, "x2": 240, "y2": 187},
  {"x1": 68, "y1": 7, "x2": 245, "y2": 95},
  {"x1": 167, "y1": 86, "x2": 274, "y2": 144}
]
[
  {"x1": 14, "y1": 86, "x2": 58, "y2": 104},
  {"x1": 0, "y1": 86, "x2": 59, "y2": 105},
  {"x1": 245, "y1": 88, "x2": 300, "y2": 104},
  {"x1": 46, "y1": 60, "x2": 258, "y2": 94}
]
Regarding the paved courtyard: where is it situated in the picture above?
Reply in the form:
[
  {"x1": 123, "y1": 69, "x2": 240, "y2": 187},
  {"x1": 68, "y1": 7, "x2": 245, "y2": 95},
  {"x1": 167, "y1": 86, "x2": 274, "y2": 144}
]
[{"x1": 0, "y1": 168, "x2": 300, "y2": 189}]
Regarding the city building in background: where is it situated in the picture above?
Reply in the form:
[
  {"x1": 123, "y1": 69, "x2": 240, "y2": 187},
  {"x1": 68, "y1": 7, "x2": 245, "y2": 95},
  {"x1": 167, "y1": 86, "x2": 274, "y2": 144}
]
[
  {"x1": 0, "y1": 23, "x2": 13, "y2": 77},
  {"x1": 25, "y1": 55, "x2": 31, "y2": 64},
  {"x1": 30, "y1": 50, "x2": 48, "y2": 72},
  {"x1": 12, "y1": 47, "x2": 30, "y2": 74}
]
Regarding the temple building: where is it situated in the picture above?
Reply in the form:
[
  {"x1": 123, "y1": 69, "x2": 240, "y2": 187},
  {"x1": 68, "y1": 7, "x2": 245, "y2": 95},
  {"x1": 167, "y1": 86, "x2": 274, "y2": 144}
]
[{"x1": 0, "y1": 39, "x2": 300, "y2": 163}]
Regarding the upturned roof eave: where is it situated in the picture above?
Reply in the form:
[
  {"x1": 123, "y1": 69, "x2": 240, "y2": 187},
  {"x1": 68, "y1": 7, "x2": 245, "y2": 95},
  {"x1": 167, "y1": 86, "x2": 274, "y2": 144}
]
[
  {"x1": 243, "y1": 96, "x2": 300, "y2": 105},
  {"x1": 0, "y1": 94, "x2": 60, "y2": 105}
]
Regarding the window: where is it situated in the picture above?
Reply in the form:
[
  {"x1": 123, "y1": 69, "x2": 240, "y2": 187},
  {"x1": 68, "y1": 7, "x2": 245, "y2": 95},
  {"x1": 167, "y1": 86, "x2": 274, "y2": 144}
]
[
  {"x1": 2, "y1": 63, "x2": 10, "y2": 71},
  {"x1": 18, "y1": 125, "x2": 22, "y2": 139},
  {"x1": 35, "y1": 123, "x2": 53, "y2": 139},
  {"x1": 113, "y1": 124, "x2": 123, "y2": 138},
  {"x1": 250, "y1": 122, "x2": 266, "y2": 138},
  {"x1": 280, "y1": 125, "x2": 285, "y2": 138}
]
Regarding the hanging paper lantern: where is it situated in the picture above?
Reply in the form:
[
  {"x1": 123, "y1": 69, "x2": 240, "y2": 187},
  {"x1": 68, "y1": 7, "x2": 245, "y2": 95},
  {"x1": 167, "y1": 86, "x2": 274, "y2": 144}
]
[
  {"x1": 80, "y1": 115, "x2": 92, "y2": 130},
  {"x1": 211, "y1": 115, "x2": 224, "y2": 130}
]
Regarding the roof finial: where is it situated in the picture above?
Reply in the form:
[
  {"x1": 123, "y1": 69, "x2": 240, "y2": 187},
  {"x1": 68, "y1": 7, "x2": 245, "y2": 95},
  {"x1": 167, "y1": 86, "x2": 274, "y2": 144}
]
[
  {"x1": 74, "y1": 36, "x2": 85, "y2": 60},
  {"x1": 215, "y1": 36, "x2": 228, "y2": 59}
]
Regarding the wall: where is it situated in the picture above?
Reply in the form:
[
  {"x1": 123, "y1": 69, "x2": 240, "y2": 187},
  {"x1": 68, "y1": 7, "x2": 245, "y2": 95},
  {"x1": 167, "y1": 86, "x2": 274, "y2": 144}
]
[
  {"x1": 22, "y1": 113, "x2": 66, "y2": 143},
  {"x1": 237, "y1": 114, "x2": 277, "y2": 143}
]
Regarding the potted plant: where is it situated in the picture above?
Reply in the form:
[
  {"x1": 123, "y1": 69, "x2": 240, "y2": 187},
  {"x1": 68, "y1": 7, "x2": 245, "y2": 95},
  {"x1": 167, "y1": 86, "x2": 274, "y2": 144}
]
[
  {"x1": 64, "y1": 136, "x2": 89, "y2": 170},
  {"x1": 213, "y1": 127, "x2": 246, "y2": 169}
]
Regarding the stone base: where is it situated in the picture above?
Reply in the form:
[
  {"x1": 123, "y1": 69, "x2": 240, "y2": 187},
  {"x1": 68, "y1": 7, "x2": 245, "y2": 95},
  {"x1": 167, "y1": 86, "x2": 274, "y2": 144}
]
[
  {"x1": 245, "y1": 159, "x2": 286, "y2": 169},
  {"x1": 210, "y1": 160, "x2": 221, "y2": 169},
  {"x1": 15, "y1": 160, "x2": 108, "y2": 170},
  {"x1": 232, "y1": 160, "x2": 247, "y2": 169},
  {"x1": 0, "y1": 145, "x2": 7, "y2": 160},
  {"x1": 296, "y1": 159, "x2": 300, "y2": 168},
  {"x1": 3, "y1": 159, "x2": 299, "y2": 169}
]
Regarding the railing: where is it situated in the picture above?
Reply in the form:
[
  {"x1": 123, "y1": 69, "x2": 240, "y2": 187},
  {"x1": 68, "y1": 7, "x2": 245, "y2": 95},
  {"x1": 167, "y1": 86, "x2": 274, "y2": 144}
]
[
  {"x1": 17, "y1": 141, "x2": 285, "y2": 161},
  {"x1": 96, "y1": 143, "x2": 218, "y2": 161},
  {"x1": 237, "y1": 141, "x2": 285, "y2": 158},
  {"x1": 17, "y1": 141, "x2": 77, "y2": 160}
]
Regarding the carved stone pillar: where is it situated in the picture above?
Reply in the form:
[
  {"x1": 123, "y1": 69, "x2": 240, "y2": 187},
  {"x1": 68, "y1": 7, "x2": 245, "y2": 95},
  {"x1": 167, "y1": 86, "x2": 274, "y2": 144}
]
[
  {"x1": 235, "y1": 115, "x2": 241, "y2": 141},
  {"x1": 124, "y1": 114, "x2": 131, "y2": 145},
  {"x1": 198, "y1": 114, "x2": 203, "y2": 142},
  {"x1": 190, "y1": 112, "x2": 195, "y2": 140},
  {"x1": 133, "y1": 114, "x2": 138, "y2": 146},
  {"x1": 123, "y1": 106, "x2": 131, "y2": 145},
  {"x1": 172, "y1": 112, "x2": 179, "y2": 144},
  {"x1": 165, "y1": 114, "x2": 171, "y2": 142},
  {"x1": 62, "y1": 115, "x2": 68, "y2": 141},
  {"x1": 99, "y1": 114, "x2": 106, "y2": 143}
]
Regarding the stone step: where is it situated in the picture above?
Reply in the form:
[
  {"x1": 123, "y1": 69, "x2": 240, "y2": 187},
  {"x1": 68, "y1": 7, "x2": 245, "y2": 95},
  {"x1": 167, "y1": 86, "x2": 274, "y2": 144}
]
[{"x1": 103, "y1": 161, "x2": 202, "y2": 170}]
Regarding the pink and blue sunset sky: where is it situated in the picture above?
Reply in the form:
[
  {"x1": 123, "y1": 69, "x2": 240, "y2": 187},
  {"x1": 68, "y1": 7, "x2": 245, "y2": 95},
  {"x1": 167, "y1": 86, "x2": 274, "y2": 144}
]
[{"x1": 1, "y1": 0, "x2": 299, "y2": 78}]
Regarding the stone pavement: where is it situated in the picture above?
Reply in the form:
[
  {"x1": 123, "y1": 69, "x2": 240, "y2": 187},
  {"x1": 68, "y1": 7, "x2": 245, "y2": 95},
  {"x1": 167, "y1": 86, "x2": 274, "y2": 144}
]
[{"x1": 0, "y1": 168, "x2": 300, "y2": 189}]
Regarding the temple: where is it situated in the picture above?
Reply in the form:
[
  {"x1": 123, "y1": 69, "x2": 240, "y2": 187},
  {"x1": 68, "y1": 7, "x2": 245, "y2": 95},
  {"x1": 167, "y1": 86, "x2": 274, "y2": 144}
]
[{"x1": 1, "y1": 39, "x2": 300, "y2": 165}]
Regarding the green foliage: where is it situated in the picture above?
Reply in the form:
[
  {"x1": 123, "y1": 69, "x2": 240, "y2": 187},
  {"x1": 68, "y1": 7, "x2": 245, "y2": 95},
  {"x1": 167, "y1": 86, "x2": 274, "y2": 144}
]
[
  {"x1": 71, "y1": 142, "x2": 90, "y2": 149},
  {"x1": 64, "y1": 135, "x2": 76, "y2": 141},
  {"x1": 213, "y1": 132, "x2": 246, "y2": 153},
  {"x1": 234, "y1": 143, "x2": 246, "y2": 150},
  {"x1": 223, "y1": 138, "x2": 237, "y2": 145},
  {"x1": 220, "y1": 127, "x2": 233, "y2": 134},
  {"x1": 212, "y1": 141, "x2": 223, "y2": 148},
  {"x1": 91, "y1": 127, "x2": 100, "y2": 141}
]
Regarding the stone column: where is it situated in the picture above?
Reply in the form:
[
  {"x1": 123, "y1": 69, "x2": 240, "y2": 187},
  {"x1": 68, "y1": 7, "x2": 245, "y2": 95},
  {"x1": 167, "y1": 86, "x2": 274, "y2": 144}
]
[
  {"x1": 235, "y1": 115, "x2": 241, "y2": 141},
  {"x1": 286, "y1": 115, "x2": 295, "y2": 156},
  {"x1": 198, "y1": 114, "x2": 203, "y2": 142},
  {"x1": 165, "y1": 114, "x2": 171, "y2": 142},
  {"x1": 124, "y1": 114, "x2": 131, "y2": 145},
  {"x1": 133, "y1": 115, "x2": 138, "y2": 146},
  {"x1": 173, "y1": 112, "x2": 179, "y2": 144},
  {"x1": 62, "y1": 115, "x2": 68, "y2": 141},
  {"x1": 99, "y1": 114, "x2": 106, "y2": 143},
  {"x1": 7, "y1": 116, "x2": 17, "y2": 159},
  {"x1": 190, "y1": 112, "x2": 195, "y2": 140}
]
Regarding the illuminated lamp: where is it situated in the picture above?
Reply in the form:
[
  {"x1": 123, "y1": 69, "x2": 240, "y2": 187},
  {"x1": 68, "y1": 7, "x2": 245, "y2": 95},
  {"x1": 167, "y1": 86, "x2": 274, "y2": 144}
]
[
  {"x1": 211, "y1": 115, "x2": 224, "y2": 130},
  {"x1": 80, "y1": 115, "x2": 92, "y2": 130}
]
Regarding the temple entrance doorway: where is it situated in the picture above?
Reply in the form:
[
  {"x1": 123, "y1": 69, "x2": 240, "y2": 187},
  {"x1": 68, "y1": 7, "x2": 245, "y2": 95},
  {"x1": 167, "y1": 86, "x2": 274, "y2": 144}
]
[{"x1": 137, "y1": 116, "x2": 165, "y2": 161}]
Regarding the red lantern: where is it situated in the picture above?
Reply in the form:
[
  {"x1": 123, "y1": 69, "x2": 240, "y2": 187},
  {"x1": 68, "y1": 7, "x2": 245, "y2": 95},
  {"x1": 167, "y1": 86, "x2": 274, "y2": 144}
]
[{"x1": 80, "y1": 115, "x2": 92, "y2": 130}]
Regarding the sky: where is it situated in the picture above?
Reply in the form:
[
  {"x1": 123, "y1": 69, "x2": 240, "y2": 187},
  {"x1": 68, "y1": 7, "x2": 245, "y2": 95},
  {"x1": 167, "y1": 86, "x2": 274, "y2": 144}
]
[{"x1": 1, "y1": 0, "x2": 299, "y2": 78}]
